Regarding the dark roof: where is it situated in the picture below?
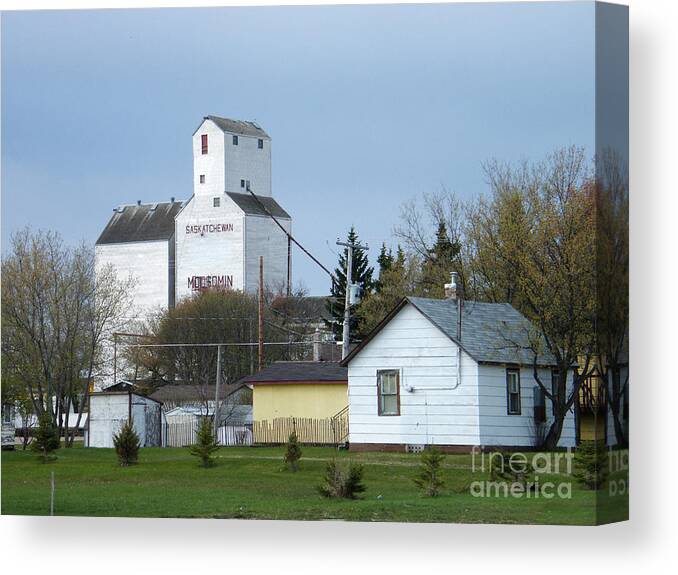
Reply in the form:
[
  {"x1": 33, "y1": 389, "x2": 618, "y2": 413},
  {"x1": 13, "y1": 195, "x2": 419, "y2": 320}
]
[
  {"x1": 96, "y1": 201, "x2": 184, "y2": 245},
  {"x1": 239, "y1": 362, "x2": 347, "y2": 385},
  {"x1": 226, "y1": 192, "x2": 290, "y2": 219},
  {"x1": 149, "y1": 382, "x2": 250, "y2": 404},
  {"x1": 342, "y1": 297, "x2": 556, "y2": 367},
  {"x1": 200, "y1": 115, "x2": 270, "y2": 139}
]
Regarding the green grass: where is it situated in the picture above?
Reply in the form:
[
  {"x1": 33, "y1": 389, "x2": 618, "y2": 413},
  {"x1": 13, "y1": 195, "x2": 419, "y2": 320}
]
[{"x1": 1, "y1": 445, "x2": 628, "y2": 524}]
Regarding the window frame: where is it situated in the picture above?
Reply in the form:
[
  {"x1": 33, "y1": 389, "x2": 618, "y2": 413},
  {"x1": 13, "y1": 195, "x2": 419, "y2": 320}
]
[
  {"x1": 213, "y1": 197, "x2": 221, "y2": 208},
  {"x1": 233, "y1": 135, "x2": 239, "y2": 146},
  {"x1": 551, "y1": 368, "x2": 560, "y2": 402},
  {"x1": 506, "y1": 368, "x2": 522, "y2": 415},
  {"x1": 258, "y1": 138, "x2": 264, "y2": 149},
  {"x1": 377, "y1": 369, "x2": 400, "y2": 417},
  {"x1": 201, "y1": 134, "x2": 208, "y2": 155},
  {"x1": 240, "y1": 179, "x2": 245, "y2": 189},
  {"x1": 199, "y1": 174, "x2": 205, "y2": 184}
]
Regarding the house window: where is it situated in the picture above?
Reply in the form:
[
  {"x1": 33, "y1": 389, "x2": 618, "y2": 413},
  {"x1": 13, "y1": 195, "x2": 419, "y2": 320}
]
[
  {"x1": 213, "y1": 197, "x2": 220, "y2": 208},
  {"x1": 233, "y1": 135, "x2": 239, "y2": 146},
  {"x1": 506, "y1": 368, "x2": 521, "y2": 415},
  {"x1": 551, "y1": 369, "x2": 560, "y2": 401},
  {"x1": 199, "y1": 174, "x2": 205, "y2": 184},
  {"x1": 377, "y1": 370, "x2": 400, "y2": 416},
  {"x1": 201, "y1": 134, "x2": 208, "y2": 154},
  {"x1": 258, "y1": 138, "x2": 264, "y2": 149},
  {"x1": 240, "y1": 179, "x2": 245, "y2": 189}
]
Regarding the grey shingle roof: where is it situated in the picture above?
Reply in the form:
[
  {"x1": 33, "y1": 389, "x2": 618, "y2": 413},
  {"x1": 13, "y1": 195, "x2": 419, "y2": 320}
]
[
  {"x1": 226, "y1": 192, "x2": 290, "y2": 219},
  {"x1": 96, "y1": 201, "x2": 184, "y2": 245},
  {"x1": 240, "y1": 361, "x2": 347, "y2": 384},
  {"x1": 202, "y1": 115, "x2": 270, "y2": 139},
  {"x1": 406, "y1": 297, "x2": 555, "y2": 366}
]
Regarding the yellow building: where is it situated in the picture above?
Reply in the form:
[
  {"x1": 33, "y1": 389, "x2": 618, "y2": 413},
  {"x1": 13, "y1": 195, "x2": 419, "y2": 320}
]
[{"x1": 244, "y1": 361, "x2": 348, "y2": 421}]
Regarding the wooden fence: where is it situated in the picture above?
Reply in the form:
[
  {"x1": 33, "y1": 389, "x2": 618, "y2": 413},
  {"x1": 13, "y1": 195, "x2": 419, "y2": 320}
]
[
  {"x1": 253, "y1": 415, "x2": 348, "y2": 446},
  {"x1": 164, "y1": 421, "x2": 253, "y2": 447}
]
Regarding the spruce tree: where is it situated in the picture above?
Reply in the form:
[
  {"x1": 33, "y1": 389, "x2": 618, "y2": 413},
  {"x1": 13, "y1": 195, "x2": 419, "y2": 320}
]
[
  {"x1": 375, "y1": 243, "x2": 394, "y2": 294},
  {"x1": 413, "y1": 447, "x2": 445, "y2": 497},
  {"x1": 113, "y1": 419, "x2": 140, "y2": 466},
  {"x1": 573, "y1": 441, "x2": 609, "y2": 490},
  {"x1": 325, "y1": 227, "x2": 375, "y2": 341},
  {"x1": 189, "y1": 417, "x2": 220, "y2": 467},
  {"x1": 32, "y1": 412, "x2": 60, "y2": 463},
  {"x1": 283, "y1": 431, "x2": 302, "y2": 471},
  {"x1": 420, "y1": 222, "x2": 461, "y2": 298}
]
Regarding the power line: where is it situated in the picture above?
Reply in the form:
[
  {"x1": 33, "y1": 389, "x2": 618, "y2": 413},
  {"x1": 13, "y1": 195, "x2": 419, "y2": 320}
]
[{"x1": 122, "y1": 341, "x2": 311, "y2": 348}]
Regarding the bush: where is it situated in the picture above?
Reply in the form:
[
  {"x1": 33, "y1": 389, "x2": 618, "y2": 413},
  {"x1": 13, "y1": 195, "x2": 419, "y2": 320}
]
[
  {"x1": 31, "y1": 412, "x2": 60, "y2": 463},
  {"x1": 113, "y1": 419, "x2": 140, "y2": 466},
  {"x1": 573, "y1": 440, "x2": 609, "y2": 490},
  {"x1": 317, "y1": 460, "x2": 366, "y2": 499},
  {"x1": 413, "y1": 447, "x2": 445, "y2": 497},
  {"x1": 189, "y1": 417, "x2": 219, "y2": 468},
  {"x1": 283, "y1": 431, "x2": 302, "y2": 471}
]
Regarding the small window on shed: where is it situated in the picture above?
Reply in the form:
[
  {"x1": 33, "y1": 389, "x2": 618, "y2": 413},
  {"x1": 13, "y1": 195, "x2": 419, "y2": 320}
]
[
  {"x1": 233, "y1": 135, "x2": 239, "y2": 146},
  {"x1": 506, "y1": 368, "x2": 521, "y2": 415},
  {"x1": 246, "y1": 180, "x2": 250, "y2": 190},
  {"x1": 258, "y1": 138, "x2": 264, "y2": 149},
  {"x1": 213, "y1": 197, "x2": 220, "y2": 208},
  {"x1": 199, "y1": 174, "x2": 205, "y2": 184},
  {"x1": 201, "y1": 134, "x2": 208, "y2": 154},
  {"x1": 240, "y1": 179, "x2": 245, "y2": 189}
]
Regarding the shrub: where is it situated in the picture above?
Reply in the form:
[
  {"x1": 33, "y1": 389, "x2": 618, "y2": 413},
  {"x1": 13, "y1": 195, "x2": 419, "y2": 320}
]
[
  {"x1": 113, "y1": 419, "x2": 140, "y2": 466},
  {"x1": 189, "y1": 417, "x2": 219, "y2": 468},
  {"x1": 317, "y1": 460, "x2": 366, "y2": 499},
  {"x1": 31, "y1": 412, "x2": 60, "y2": 463},
  {"x1": 283, "y1": 431, "x2": 302, "y2": 471},
  {"x1": 573, "y1": 440, "x2": 609, "y2": 490},
  {"x1": 413, "y1": 447, "x2": 445, "y2": 496}
]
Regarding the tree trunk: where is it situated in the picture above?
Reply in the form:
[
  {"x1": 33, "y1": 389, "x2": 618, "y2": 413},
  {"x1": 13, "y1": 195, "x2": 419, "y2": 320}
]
[{"x1": 544, "y1": 412, "x2": 565, "y2": 451}]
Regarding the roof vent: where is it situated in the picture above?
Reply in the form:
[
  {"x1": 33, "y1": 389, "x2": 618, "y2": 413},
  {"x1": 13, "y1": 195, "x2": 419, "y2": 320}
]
[
  {"x1": 171, "y1": 196, "x2": 175, "y2": 203},
  {"x1": 137, "y1": 200, "x2": 142, "y2": 206}
]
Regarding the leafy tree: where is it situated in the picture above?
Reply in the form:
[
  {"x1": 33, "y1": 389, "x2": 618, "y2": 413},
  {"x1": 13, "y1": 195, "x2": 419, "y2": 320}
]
[
  {"x1": 283, "y1": 431, "x2": 302, "y2": 471},
  {"x1": 189, "y1": 417, "x2": 220, "y2": 468},
  {"x1": 113, "y1": 419, "x2": 140, "y2": 466},
  {"x1": 325, "y1": 227, "x2": 374, "y2": 341},
  {"x1": 413, "y1": 447, "x2": 445, "y2": 497},
  {"x1": 573, "y1": 441, "x2": 609, "y2": 490},
  {"x1": 31, "y1": 413, "x2": 60, "y2": 463},
  {"x1": 317, "y1": 460, "x2": 366, "y2": 499},
  {"x1": 1, "y1": 228, "x2": 134, "y2": 446}
]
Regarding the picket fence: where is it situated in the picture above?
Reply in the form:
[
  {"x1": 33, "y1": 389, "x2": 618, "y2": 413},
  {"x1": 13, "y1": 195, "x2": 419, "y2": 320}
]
[
  {"x1": 164, "y1": 421, "x2": 253, "y2": 447},
  {"x1": 253, "y1": 415, "x2": 348, "y2": 446}
]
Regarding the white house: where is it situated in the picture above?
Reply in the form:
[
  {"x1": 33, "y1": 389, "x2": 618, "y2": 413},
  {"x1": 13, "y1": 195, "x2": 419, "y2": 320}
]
[{"x1": 341, "y1": 284, "x2": 585, "y2": 452}]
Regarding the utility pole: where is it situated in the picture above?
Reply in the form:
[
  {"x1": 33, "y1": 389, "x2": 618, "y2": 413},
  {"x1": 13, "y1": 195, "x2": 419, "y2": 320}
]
[
  {"x1": 258, "y1": 255, "x2": 264, "y2": 370},
  {"x1": 213, "y1": 344, "x2": 222, "y2": 439},
  {"x1": 336, "y1": 238, "x2": 369, "y2": 359}
]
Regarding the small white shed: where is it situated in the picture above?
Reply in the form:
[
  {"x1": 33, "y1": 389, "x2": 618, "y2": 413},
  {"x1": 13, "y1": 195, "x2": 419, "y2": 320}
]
[{"x1": 87, "y1": 390, "x2": 163, "y2": 448}]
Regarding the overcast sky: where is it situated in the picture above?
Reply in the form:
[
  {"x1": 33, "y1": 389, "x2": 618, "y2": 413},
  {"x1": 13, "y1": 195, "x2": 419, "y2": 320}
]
[{"x1": 1, "y1": 2, "x2": 596, "y2": 295}]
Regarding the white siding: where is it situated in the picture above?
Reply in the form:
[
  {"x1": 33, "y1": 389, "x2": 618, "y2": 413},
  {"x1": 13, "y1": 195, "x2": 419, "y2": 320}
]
[
  {"x1": 193, "y1": 120, "x2": 226, "y2": 198},
  {"x1": 477, "y1": 364, "x2": 576, "y2": 448},
  {"x1": 174, "y1": 194, "x2": 246, "y2": 300},
  {"x1": 95, "y1": 240, "x2": 170, "y2": 317},
  {"x1": 244, "y1": 215, "x2": 291, "y2": 292},
  {"x1": 348, "y1": 303, "x2": 481, "y2": 446},
  {"x1": 88, "y1": 394, "x2": 129, "y2": 448}
]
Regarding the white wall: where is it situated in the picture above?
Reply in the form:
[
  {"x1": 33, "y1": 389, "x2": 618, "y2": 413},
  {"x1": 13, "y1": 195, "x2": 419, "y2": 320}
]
[
  {"x1": 477, "y1": 364, "x2": 577, "y2": 449},
  {"x1": 244, "y1": 214, "x2": 291, "y2": 292},
  {"x1": 95, "y1": 240, "x2": 170, "y2": 318},
  {"x1": 174, "y1": 194, "x2": 246, "y2": 301},
  {"x1": 193, "y1": 120, "x2": 226, "y2": 198},
  {"x1": 348, "y1": 303, "x2": 481, "y2": 447},
  {"x1": 88, "y1": 394, "x2": 130, "y2": 448}
]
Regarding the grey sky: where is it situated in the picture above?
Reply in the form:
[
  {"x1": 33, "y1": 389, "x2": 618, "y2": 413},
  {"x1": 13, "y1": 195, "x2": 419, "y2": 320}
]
[{"x1": 1, "y1": 2, "x2": 595, "y2": 295}]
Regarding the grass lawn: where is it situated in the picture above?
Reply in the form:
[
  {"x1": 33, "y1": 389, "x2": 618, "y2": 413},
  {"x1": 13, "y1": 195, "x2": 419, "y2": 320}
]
[{"x1": 1, "y1": 445, "x2": 628, "y2": 525}]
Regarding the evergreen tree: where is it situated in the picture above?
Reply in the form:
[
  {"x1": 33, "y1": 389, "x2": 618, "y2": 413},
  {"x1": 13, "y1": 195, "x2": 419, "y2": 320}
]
[
  {"x1": 413, "y1": 447, "x2": 445, "y2": 496},
  {"x1": 113, "y1": 419, "x2": 140, "y2": 466},
  {"x1": 31, "y1": 412, "x2": 60, "y2": 463},
  {"x1": 317, "y1": 460, "x2": 366, "y2": 499},
  {"x1": 325, "y1": 227, "x2": 375, "y2": 341},
  {"x1": 419, "y1": 222, "x2": 461, "y2": 298},
  {"x1": 573, "y1": 441, "x2": 609, "y2": 490},
  {"x1": 374, "y1": 243, "x2": 394, "y2": 293},
  {"x1": 189, "y1": 417, "x2": 220, "y2": 467},
  {"x1": 283, "y1": 431, "x2": 302, "y2": 471}
]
